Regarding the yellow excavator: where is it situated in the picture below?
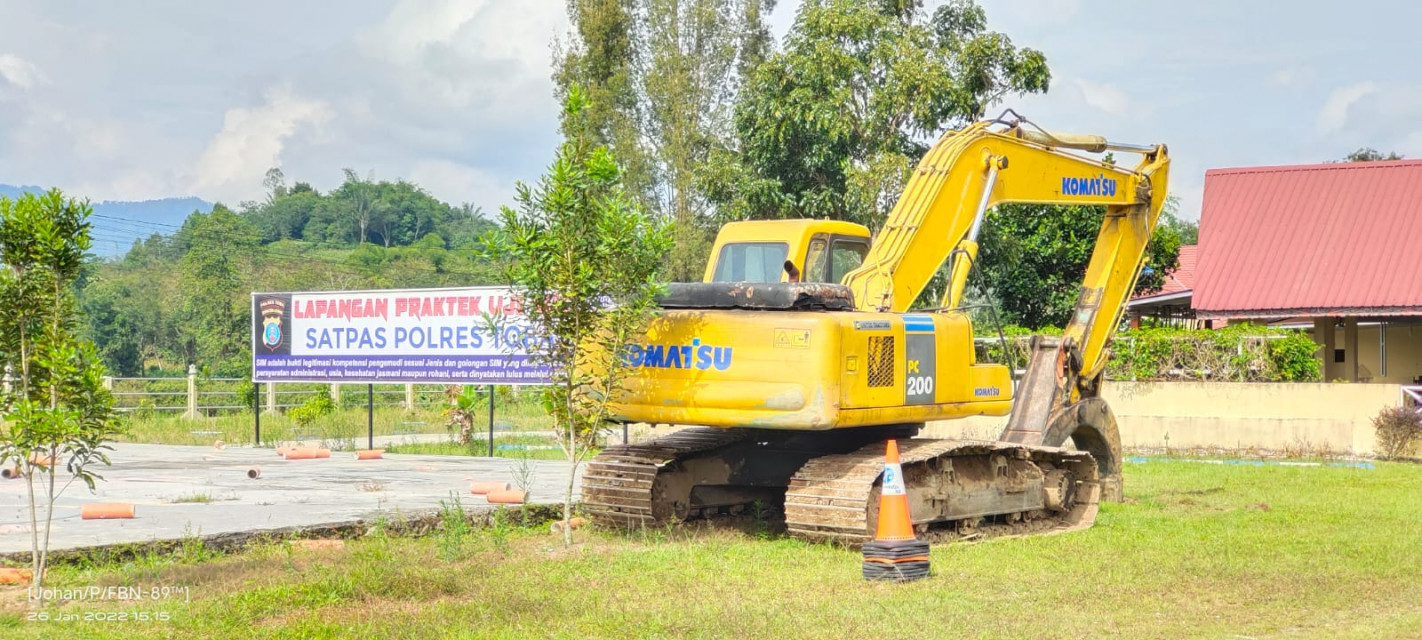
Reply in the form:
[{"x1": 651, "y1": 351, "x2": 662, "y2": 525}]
[{"x1": 581, "y1": 111, "x2": 1169, "y2": 543}]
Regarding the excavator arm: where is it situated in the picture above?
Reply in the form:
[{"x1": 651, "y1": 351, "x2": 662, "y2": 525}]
[{"x1": 842, "y1": 112, "x2": 1171, "y2": 499}]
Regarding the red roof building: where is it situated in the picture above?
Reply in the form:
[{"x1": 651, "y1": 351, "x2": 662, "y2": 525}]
[
  {"x1": 1192, "y1": 159, "x2": 1422, "y2": 382},
  {"x1": 1126, "y1": 244, "x2": 1204, "y2": 327}
]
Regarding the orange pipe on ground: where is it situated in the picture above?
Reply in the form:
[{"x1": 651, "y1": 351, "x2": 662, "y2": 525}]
[
  {"x1": 0, "y1": 568, "x2": 32, "y2": 584},
  {"x1": 284, "y1": 447, "x2": 332, "y2": 460},
  {"x1": 81, "y1": 503, "x2": 135, "y2": 520},
  {"x1": 27, "y1": 454, "x2": 54, "y2": 468},
  {"x1": 550, "y1": 516, "x2": 587, "y2": 533},
  {"x1": 247, "y1": 468, "x2": 262, "y2": 479},
  {"x1": 355, "y1": 449, "x2": 384, "y2": 460},
  {"x1": 276, "y1": 447, "x2": 290, "y2": 457},
  {"x1": 1, "y1": 467, "x2": 19, "y2": 480},
  {"x1": 486, "y1": 489, "x2": 526, "y2": 504},
  {"x1": 469, "y1": 481, "x2": 510, "y2": 495}
]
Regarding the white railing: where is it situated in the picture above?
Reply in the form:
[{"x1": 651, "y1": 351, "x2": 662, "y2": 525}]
[{"x1": 1400, "y1": 385, "x2": 1422, "y2": 414}]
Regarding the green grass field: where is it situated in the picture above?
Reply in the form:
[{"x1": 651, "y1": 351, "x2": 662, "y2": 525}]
[{"x1": 2, "y1": 459, "x2": 1419, "y2": 639}]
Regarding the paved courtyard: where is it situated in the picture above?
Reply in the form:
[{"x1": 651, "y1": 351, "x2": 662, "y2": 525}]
[{"x1": 0, "y1": 443, "x2": 577, "y2": 554}]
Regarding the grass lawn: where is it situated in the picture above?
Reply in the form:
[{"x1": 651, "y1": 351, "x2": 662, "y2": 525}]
[{"x1": 2, "y1": 459, "x2": 1419, "y2": 639}]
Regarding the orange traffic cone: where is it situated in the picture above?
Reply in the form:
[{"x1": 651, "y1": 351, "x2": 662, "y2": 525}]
[{"x1": 862, "y1": 439, "x2": 931, "y2": 582}]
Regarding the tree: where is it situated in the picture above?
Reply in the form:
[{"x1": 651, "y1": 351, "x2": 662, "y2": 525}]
[
  {"x1": 555, "y1": 0, "x2": 649, "y2": 199},
  {"x1": 1158, "y1": 204, "x2": 1198, "y2": 245},
  {"x1": 177, "y1": 205, "x2": 262, "y2": 374},
  {"x1": 0, "y1": 190, "x2": 121, "y2": 591},
  {"x1": 337, "y1": 168, "x2": 386, "y2": 245},
  {"x1": 1342, "y1": 148, "x2": 1403, "y2": 162},
  {"x1": 556, "y1": 0, "x2": 776, "y2": 280},
  {"x1": 703, "y1": 0, "x2": 1049, "y2": 229},
  {"x1": 972, "y1": 198, "x2": 1183, "y2": 329},
  {"x1": 484, "y1": 87, "x2": 672, "y2": 546}
]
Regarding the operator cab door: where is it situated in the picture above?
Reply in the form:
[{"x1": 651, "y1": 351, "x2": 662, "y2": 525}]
[{"x1": 803, "y1": 234, "x2": 870, "y2": 284}]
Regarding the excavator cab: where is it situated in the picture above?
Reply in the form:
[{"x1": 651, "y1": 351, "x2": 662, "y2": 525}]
[{"x1": 703, "y1": 220, "x2": 872, "y2": 285}]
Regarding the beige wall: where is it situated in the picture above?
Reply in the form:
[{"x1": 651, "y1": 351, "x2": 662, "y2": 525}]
[{"x1": 925, "y1": 381, "x2": 1401, "y2": 456}]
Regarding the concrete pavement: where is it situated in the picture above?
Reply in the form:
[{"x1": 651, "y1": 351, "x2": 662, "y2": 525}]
[{"x1": 0, "y1": 443, "x2": 579, "y2": 555}]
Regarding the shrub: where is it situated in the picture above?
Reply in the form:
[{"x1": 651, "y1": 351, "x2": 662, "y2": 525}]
[
  {"x1": 1373, "y1": 406, "x2": 1422, "y2": 460},
  {"x1": 1268, "y1": 333, "x2": 1323, "y2": 382},
  {"x1": 978, "y1": 324, "x2": 1323, "y2": 383},
  {"x1": 288, "y1": 393, "x2": 336, "y2": 429}
]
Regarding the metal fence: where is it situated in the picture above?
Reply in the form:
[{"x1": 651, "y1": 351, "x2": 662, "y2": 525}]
[{"x1": 103, "y1": 367, "x2": 461, "y2": 418}]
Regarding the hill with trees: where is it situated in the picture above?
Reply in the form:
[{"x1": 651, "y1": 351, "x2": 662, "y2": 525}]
[{"x1": 77, "y1": 170, "x2": 500, "y2": 377}]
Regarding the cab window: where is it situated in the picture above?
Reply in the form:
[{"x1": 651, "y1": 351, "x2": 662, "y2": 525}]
[
  {"x1": 712, "y1": 242, "x2": 790, "y2": 282},
  {"x1": 803, "y1": 238, "x2": 828, "y2": 283},
  {"x1": 829, "y1": 240, "x2": 869, "y2": 283}
]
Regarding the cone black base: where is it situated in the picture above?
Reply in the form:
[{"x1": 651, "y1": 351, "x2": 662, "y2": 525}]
[{"x1": 861, "y1": 539, "x2": 931, "y2": 582}]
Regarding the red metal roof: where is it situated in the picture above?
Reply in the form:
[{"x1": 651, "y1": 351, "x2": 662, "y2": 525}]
[
  {"x1": 1193, "y1": 159, "x2": 1422, "y2": 318},
  {"x1": 1130, "y1": 244, "x2": 1195, "y2": 302}
]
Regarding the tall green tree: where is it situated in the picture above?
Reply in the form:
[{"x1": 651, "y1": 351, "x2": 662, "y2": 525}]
[
  {"x1": 641, "y1": 0, "x2": 777, "y2": 279},
  {"x1": 0, "y1": 190, "x2": 120, "y2": 590},
  {"x1": 557, "y1": 0, "x2": 775, "y2": 280},
  {"x1": 555, "y1": 0, "x2": 650, "y2": 199},
  {"x1": 177, "y1": 205, "x2": 262, "y2": 373},
  {"x1": 485, "y1": 87, "x2": 672, "y2": 546},
  {"x1": 703, "y1": 0, "x2": 1050, "y2": 229}
]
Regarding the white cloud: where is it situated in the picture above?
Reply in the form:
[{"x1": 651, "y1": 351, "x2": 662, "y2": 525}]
[
  {"x1": 406, "y1": 159, "x2": 508, "y2": 208},
  {"x1": 365, "y1": 0, "x2": 485, "y2": 62},
  {"x1": 190, "y1": 87, "x2": 331, "y2": 203},
  {"x1": 1315, "y1": 81, "x2": 1375, "y2": 134},
  {"x1": 0, "y1": 54, "x2": 42, "y2": 88},
  {"x1": 1071, "y1": 78, "x2": 1131, "y2": 115}
]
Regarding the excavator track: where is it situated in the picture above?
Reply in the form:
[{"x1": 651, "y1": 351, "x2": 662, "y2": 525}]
[
  {"x1": 786, "y1": 439, "x2": 1101, "y2": 545},
  {"x1": 582, "y1": 425, "x2": 917, "y2": 529},
  {"x1": 581, "y1": 428, "x2": 753, "y2": 527},
  {"x1": 584, "y1": 428, "x2": 1102, "y2": 545}
]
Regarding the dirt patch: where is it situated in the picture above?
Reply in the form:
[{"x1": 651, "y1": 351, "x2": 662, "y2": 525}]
[{"x1": 1160, "y1": 487, "x2": 1225, "y2": 497}]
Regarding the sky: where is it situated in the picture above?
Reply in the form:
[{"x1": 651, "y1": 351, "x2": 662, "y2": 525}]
[{"x1": 1, "y1": 0, "x2": 1420, "y2": 223}]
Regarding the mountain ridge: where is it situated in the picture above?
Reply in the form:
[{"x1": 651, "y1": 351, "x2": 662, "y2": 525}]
[{"x1": 1, "y1": 184, "x2": 214, "y2": 256}]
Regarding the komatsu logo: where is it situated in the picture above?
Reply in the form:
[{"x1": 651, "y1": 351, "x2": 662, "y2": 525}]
[
  {"x1": 974, "y1": 386, "x2": 1001, "y2": 397},
  {"x1": 1061, "y1": 174, "x2": 1117, "y2": 197},
  {"x1": 625, "y1": 339, "x2": 733, "y2": 371}
]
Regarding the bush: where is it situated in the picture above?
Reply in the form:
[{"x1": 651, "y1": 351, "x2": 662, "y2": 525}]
[
  {"x1": 288, "y1": 393, "x2": 336, "y2": 429},
  {"x1": 1373, "y1": 406, "x2": 1422, "y2": 460},
  {"x1": 1269, "y1": 333, "x2": 1323, "y2": 382},
  {"x1": 976, "y1": 324, "x2": 1323, "y2": 383}
]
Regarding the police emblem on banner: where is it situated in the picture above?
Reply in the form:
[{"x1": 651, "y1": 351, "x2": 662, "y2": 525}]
[{"x1": 260, "y1": 298, "x2": 286, "y2": 351}]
